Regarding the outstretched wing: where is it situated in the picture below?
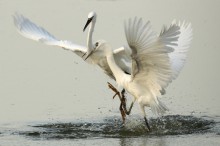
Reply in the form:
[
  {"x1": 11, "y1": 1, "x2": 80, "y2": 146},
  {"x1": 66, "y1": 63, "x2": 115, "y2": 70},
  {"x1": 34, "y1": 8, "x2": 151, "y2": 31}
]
[
  {"x1": 163, "y1": 21, "x2": 192, "y2": 80},
  {"x1": 13, "y1": 13, "x2": 87, "y2": 57},
  {"x1": 124, "y1": 17, "x2": 180, "y2": 98},
  {"x1": 13, "y1": 13, "x2": 130, "y2": 80}
]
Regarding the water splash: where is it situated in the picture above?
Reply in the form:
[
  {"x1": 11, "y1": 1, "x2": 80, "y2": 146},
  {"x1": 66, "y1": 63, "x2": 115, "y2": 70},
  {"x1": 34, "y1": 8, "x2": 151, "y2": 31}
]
[{"x1": 18, "y1": 115, "x2": 216, "y2": 139}]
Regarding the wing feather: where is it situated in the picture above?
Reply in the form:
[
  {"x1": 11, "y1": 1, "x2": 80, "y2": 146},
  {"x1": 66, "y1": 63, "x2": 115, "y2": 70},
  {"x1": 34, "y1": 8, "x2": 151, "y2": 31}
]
[
  {"x1": 13, "y1": 14, "x2": 131, "y2": 80},
  {"x1": 124, "y1": 18, "x2": 180, "y2": 98},
  {"x1": 160, "y1": 20, "x2": 192, "y2": 81},
  {"x1": 166, "y1": 20, "x2": 193, "y2": 80},
  {"x1": 13, "y1": 13, "x2": 87, "y2": 57}
]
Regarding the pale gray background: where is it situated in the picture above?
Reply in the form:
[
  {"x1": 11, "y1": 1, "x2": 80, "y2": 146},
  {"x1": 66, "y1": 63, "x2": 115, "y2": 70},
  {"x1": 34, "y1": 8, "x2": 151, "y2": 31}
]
[{"x1": 0, "y1": 0, "x2": 219, "y2": 123}]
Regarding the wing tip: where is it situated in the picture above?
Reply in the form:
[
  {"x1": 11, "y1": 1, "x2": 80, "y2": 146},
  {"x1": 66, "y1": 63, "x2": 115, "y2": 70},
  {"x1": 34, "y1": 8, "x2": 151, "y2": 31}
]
[{"x1": 12, "y1": 12, "x2": 26, "y2": 31}]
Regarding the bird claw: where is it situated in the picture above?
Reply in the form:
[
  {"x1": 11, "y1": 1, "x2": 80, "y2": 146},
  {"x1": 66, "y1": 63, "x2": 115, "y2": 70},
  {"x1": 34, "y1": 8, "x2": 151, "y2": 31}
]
[
  {"x1": 108, "y1": 82, "x2": 149, "y2": 131},
  {"x1": 113, "y1": 94, "x2": 118, "y2": 99},
  {"x1": 107, "y1": 82, "x2": 121, "y2": 100},
  {"x1": 107, "y1": 82, "x2": 128, "y2": 123}
]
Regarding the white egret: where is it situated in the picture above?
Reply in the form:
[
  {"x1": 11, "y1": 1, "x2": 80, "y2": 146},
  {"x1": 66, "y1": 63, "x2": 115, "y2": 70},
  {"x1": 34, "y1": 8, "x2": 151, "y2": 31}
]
[
  {"x1": 13, "y1": 12, "x2": 131, "y2": 121},
  {"x1": 13, "y1": 13, "x2": 130, "y2": 81},
  {"x1": 84, "y1": 17, "x2": 192, "y2": 130},
  {"x1": 13, "y1": 11, "x2": 130, "y2": 121},
  {"x1": 13, "y1": 12, "x2": 192, "y2": 130}
]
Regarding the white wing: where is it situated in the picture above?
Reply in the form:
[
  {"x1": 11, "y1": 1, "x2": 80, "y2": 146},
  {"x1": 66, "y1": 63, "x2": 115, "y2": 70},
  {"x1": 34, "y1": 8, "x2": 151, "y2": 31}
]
[
  {"x1": 13, "y1": 13, "x2": 87, "y2": 57},
  {"x1": 124, "y1": 17, "x2": 180, "y2": 98},
  {"x1": 94, "y1": 47, "x2": 131, "y2": 80},
  {"x1": 13, "y1": 13, "x2": 130, "y2": 80},
  {"x1": 164, "y1": 21, "x2": 193, "y2": 80},
  {"x1": 113, "y1": 46, "x2": 131, "y2": 73}
]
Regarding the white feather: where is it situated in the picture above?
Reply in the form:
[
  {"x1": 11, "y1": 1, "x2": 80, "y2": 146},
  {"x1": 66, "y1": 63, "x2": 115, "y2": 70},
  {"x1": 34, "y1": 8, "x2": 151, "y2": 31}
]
[{"x1": 13, "y1": 13, "x2": 87, "y2": 56}]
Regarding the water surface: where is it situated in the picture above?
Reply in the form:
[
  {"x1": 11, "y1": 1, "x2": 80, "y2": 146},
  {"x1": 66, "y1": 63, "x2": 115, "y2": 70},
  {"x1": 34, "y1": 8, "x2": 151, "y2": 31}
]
[
  {"x1": 0, "y1": 115, "x2": 219, "y2": 145},
  {"x1": 0, "y1": 0, "x2": 220, "y2": 145}
]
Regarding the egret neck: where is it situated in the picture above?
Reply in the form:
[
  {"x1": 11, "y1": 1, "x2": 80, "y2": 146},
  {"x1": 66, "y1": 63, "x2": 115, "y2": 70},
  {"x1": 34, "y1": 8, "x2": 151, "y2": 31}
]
[
  {"x1": 106, "y1": 49, "x2": 128, "y2": 87},
  {"x1": 87, "y1": 19, "x2": 95, "y2": 50}
]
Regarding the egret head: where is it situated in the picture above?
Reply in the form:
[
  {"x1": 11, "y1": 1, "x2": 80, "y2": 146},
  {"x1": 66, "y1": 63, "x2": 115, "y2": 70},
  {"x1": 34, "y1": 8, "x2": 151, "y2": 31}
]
[
  {"x1": 85, "y1": 40, "x2": 112, "y2": 61},
  {"x1": 88, "y1": 11, "x2": 96, "y2": 19},
  {"x1": 83, "y1": 11, "x2": 97, "y2": 32}
]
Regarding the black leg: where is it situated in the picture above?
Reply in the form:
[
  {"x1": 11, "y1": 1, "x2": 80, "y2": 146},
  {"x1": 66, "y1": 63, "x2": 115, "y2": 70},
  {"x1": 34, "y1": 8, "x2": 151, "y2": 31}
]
[
  {"x1": 144, "y1": 117, "x2": 151, "y2": 131},
  {"x1": 119, "y1": 102, "x2": 126, "y2": 124},
  {"x1": 107, "y1": 82, "x2": 126, "y2": 122},
  {"x1": 121, "y1": 89, "x2": 134, "y2": 115},
  {"x1": 107, "y1": 82, "x2": 135, "y2": 124},
  {"x1": 124, "y1": 102, "x2": 134, "y2": 115}
]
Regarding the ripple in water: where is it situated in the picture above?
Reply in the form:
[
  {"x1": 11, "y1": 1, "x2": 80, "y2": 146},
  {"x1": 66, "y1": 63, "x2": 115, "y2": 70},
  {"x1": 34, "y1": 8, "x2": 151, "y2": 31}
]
[{"x1": 19, "y1": 115, "x2": 216, "y2": 139}]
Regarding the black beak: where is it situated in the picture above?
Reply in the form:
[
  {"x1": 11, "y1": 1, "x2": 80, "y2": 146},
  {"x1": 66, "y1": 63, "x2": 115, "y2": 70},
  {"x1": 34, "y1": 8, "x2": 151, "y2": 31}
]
[
  {"x1": 84, "y1": 50, "x2": 93, "y2": 61},
  {"x1": 83, "y1": 17, "x2": 93, "y2": 32}
]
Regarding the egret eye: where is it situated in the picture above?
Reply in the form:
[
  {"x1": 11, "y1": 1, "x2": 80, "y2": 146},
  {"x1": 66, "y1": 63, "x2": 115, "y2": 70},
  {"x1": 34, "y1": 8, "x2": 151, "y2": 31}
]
[{"x1": 95, "y1": 42, "x2": 99, "y2": 47}]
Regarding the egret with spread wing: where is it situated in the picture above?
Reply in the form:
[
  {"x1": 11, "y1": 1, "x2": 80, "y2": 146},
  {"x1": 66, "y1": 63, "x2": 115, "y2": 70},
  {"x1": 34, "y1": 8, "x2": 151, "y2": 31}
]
[
  {"x1": 85, "y1": 17, "x2": 192, "y2": 131},
  {"x1": 13, "y1": 13, "x2": 130, "y2": 80},
  {"x1": 13, "y1": 12, "x2": 132, "y2": 122}
]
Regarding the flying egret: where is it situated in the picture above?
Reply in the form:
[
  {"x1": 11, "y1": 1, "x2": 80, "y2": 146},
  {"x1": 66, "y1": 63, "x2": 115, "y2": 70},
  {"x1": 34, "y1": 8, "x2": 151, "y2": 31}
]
[
  {"x1": 84, "y1": 17, "x2": 192, "y2": 130},
  {"x1": 13, "y1": 13, "x2": 131, "y2": 80},
  {"x1": 13, "y1": 12, "x2": 192, "y2": 129},
  {"x1": 13, "y1": 12, "x2": 132, "y2": 120},
  {"x1": 13, "y1": 12, "x2": 132, "y2": 122},
  {"x1": 82, "y1": 12, "x2": 132, "y2": 121}
]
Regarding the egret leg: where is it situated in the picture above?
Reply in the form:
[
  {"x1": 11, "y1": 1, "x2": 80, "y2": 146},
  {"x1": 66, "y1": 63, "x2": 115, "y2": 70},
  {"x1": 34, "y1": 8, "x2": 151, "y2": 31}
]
[
  {"x1": 107, "y1": 82, "x2": 126, "y2": 122},
  {"x1": 120, "y1": 89, "x2": 134, "y2": 115},
  {"x1": 124, "y1": 101, "x2": 134, "y2": 115},
  {"x1": 139, "y1": 104, "x2": 151, "y2": 131},
  {"x1": 144, "y1": 117, "x2": 151, "y2": 131},
  {"x1": 107, "y1": 82, "x2": 135, "y2": 121},
  {"x1": 107, "y1": 82, "x2": 122, "y2": 100},
  {"x1": 119, "y1": 101, "x2": 126, "y2": 124}
]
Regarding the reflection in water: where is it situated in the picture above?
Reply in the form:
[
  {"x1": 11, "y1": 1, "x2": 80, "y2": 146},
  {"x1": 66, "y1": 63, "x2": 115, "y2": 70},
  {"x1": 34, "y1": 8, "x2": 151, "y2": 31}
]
[
  {"x1": 16, "y1": 115, "x2": 216, "y2": 140},
  {"x1": 119, "y1": 137, "x2": 165, "y2": 146}
]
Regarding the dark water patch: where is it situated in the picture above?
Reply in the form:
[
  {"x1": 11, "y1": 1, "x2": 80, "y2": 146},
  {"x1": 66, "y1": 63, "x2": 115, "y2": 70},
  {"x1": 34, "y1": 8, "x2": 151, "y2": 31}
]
[
  {"x1": 18, "y1": 115, "x2": 216, "y2": 139},
  {"x1": 149, "y1": 115, "x2": 215, "y2": 135}
]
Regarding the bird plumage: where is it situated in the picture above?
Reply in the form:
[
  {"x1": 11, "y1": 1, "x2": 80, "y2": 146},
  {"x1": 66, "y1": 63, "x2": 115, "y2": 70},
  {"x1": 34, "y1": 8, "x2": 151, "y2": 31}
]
[
  {"x1": 92, "y1": 17, "x2": 192, "y2": 117},
  {"x1": 13, "y1": 13, "x2": 130, "y2": 80},
  {"x1": 14, "y1": 12, "x2": 192, "y2": 128}
]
